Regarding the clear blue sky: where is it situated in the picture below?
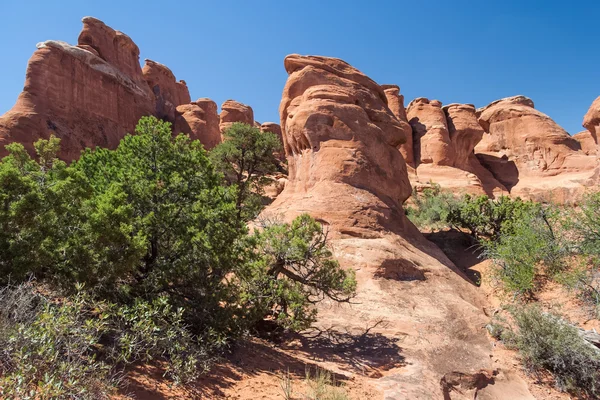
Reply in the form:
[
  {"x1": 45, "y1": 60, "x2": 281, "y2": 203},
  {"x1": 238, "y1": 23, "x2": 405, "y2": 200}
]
[{"x1": 2, "y1": 0, "x2": 598, "y2": 134}]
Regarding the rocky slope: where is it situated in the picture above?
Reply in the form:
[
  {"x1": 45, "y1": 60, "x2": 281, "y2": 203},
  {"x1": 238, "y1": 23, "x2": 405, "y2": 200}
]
[{"x1": 263, "y1": 54, "x2": 531, "y2": 399}]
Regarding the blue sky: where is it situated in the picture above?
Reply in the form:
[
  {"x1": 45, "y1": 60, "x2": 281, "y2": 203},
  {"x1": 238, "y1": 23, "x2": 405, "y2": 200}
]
[{"x1": 1, "y1": 0, "x2": 598, "y2": 134}]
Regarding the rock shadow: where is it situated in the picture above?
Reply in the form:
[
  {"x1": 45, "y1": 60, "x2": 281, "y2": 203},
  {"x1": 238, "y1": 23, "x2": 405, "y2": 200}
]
[
  {"x1": 374, "y1": 259, "x2": 426, "y2": 281},
  {"x1": 476, "y1": 153, "x2": 519, "y2": 191},
  {"x1": 286, "y1": 322, "x2": 406, "y2": 374},
  {"x1": 425, "y1": 230, "x2": 483, "y2": 286}
]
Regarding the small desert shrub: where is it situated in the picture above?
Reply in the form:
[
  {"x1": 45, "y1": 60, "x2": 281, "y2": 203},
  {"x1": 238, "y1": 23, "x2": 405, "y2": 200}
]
[
  {"x1": 0, "y1": 283, "x2": 212, "y2": 399},
  {"x1": 482, "y1": 207, "x2": 566, "y2": 295},
  {"x1": 405, "y1": 184, "x2": 458, "y2": 230},
  {"x1": 500, "y1": 306, "x2": 600, "y2": 398}
]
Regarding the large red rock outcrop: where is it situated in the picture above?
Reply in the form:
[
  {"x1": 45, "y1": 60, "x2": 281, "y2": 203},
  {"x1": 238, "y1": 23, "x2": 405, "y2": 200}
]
[
  {"x1": 382, "y1": 85, "x2": 413, "y2": 166},
  {"x1": 407, "y1": 98, "x2": 455, "y2": 166},
  {"x1": 0, "y1": 17, "x2": 194, "y2": 161},
  {"x1": 219, "y1": 100, "x2": 254, "y2": 134},
  {"x1": 403, "y1": 99, "x2": 506, "y2": 197},
  {"x1": 263, "y1": 54, "x2": 519, "y2": 398},
  {"x1": 174, "y1": 98, "x2": 221, "y2": 150},
  {"x1": 142, "y1": 59, "x2": 191, "y2": 122},
  {"x1": 475, "y1": 96, "x2": 598, "y2": 201},
  {"x1": 0, "y1": 30, "x2": 155, "y2": 160},
  {"x1": 574, "y1": 130, "x2": 598, "y2": 156}
]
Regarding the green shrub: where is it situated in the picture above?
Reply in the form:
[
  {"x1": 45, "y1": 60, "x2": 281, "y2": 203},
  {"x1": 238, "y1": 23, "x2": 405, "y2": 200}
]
[
  {"x1": 241, "y1": 214, "x2": 357, "y2": 331},
  {"x1": 210, "y1": 122, "x2": 281, "y2": 221},
  {"x1": 483, "y1": 209, "x2": 565, "y2": 295},
  {"x1": 405, "y1": 184, "x2": 458, "y2": 230},
  {"x1": 499, "y1": 306, "x2": 600, "y2": 397},
  {"x1": 447, "y1": 194, "x2": 542, "y2": 240},
  {"x1": 0, "y1": 283, "x2": 210, "y2": 399}
]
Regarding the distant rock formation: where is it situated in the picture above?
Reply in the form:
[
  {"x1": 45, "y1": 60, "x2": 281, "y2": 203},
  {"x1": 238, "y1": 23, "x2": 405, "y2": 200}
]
[
  {"x1": 219, "y1": 100, "x2": 254, "y2": 134},
  {"x1": 382, "y1": 85, "x2": 413, "y2": 166},
  {"x1": 400, "y1": 98, "x2": 505, "y2": 196},
  {"x1": 474, "y1": 95, "x2": 598, "y2": 201},
  {"x1": 407, "y1": 98, "x2": 455, "y2": 166},
  {"x1": 262, "y1": 55, "x2": 511, "y2": 398},
  {"x1": 142, "y1": 59, "x2": 191, "y2": 122},
  {"x1": 0, "y1": 17, "x2": 221, "y2": 160},
  {"x1": 174, "y1": 98, "x2": 221, "y2": 150}
]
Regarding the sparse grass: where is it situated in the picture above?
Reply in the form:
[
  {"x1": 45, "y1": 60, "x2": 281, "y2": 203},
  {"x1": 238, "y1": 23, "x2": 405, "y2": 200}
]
[{"x1": 279, "y1": 366, "x2": 349, "y2": 400}]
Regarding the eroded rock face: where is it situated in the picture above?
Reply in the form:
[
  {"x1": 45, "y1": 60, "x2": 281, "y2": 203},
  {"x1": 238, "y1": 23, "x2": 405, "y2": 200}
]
[
  {"x1": 574, "y1": 130, "x2": 598, "y2": 156},
  {"x1": 142, "y1": 59, "x2": 191, "y2": 122},
  {"x1": 382, "y1": 85, "x2": 413, "y2": 166},
  {"x1": 474, "y1": 96, "x2": 598, "y2": 201},
  {"x1": 0, "y1": 17, "x2": 192, "y2": 161},
  {"x1": 583, "y1": 96, "x2": 600, "y2": 136},
  {"x1": 276, "y1": 54, "x2": 411, "y2": 225},
  {"x1": 219, "y1": 100, "x2": 254, "y2": 133},
  {"x1": 581, "y1": 96, "x2": 600, "y2": 155},
  {"x1": 443, "y1": 103, "x2": 483, "y2": 167},
  {"x1": 77, "y1": 16, "x2": 147, "y2": 87},
  {"x1": 476, "y1": 95, "x2": 584, "y2": 174},
  {"x1": 407, "y1": 98, "x2": 455, "y2": 166},
  {"x1": 0, "y1": 36, "x2": 154, "y2": 160},
  {"x1": 263, "y1": 55, "x2": 502, "y2": 398},
  {"x1": 174, "y1": 98, "x2": 221, "y2": 150}
]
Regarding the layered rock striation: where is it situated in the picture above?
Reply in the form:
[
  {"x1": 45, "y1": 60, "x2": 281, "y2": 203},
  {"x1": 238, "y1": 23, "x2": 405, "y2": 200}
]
[{"x1": 0, "y1": 17, "x2": 222, "y2": 159}]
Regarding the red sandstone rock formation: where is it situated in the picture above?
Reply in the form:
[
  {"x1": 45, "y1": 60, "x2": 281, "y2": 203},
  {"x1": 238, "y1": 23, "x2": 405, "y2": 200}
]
[
  {"x1": 0, "y1": 17, "x2": 195, "y2": 161},
  {"x1": 382, "y1": 85, "x2": 413, "y2": 166},
  {"x1": 443, "y1": 103, "x2": 483, "y2": 168},
  {"x1": 583, "y1": 96, "x2": 600, "y2": 137},
  {"x1": 407, "y1": 98, "x2": 455, "y2": 166},
  {"x1": 402, "y1": 98, "x2": 506, "y2": 196},
  {"x1": 574, "y1": 130, "x2": 598, "y2": 156},
  {"x1": 580, "y1": 96, "x2": 600, "y2": 155},
  {"x1": 142, "y1": 59, "x2": 191, "y2": 122},
  {"x1": 174, "y1": 98, "x2": 221, "y2": 150},
  {"x1": 219, "y1": 100, "x2": 254, "y2": 134},
  {"x1": 262, "y1": 55, "x2": 520, "y2": 398},
  {"x1": 475, "y1": 96, "x2": 598, "y2": 201},
  {"x1": 0, "y1": 30, "x2": 155, "y2": 160}
]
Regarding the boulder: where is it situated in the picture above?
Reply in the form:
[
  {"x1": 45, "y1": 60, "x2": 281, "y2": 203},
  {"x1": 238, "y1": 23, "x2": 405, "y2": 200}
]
[
  {"x1": 174, "y1": 98, "x2": 221, "y2": 150},
  {"x1": 407, "y1": 98, "x2": 455, "y2": 166},
  {"x1": 476, "y1": 95, "x2": 584, "y2": 174},
  {"x1": 382, "y1": 85, "x2": 413, "y2": 166},
  {"x1": 142, "y1": 59, "x2": 191, "y2": 122},
  {"x1": 219, "y1": 100, "x2": 254, "y2": 134},
  {"x1": 263, "y1": 55, "x2": 503, "y2": 398}
]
